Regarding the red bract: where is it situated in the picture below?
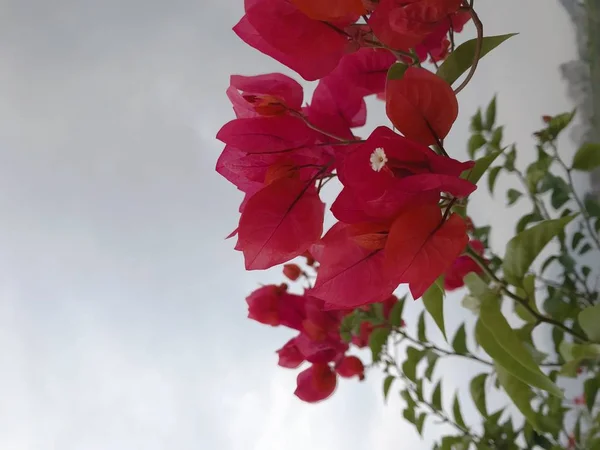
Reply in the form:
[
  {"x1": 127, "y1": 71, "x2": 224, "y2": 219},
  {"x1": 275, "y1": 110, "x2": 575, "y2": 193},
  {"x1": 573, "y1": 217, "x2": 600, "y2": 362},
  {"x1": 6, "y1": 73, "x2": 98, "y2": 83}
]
[
  {"x1": 311, "y1": 222, "x2": 400, "y2": 308},
  {"x1": 335, "y1": 355, "x2": 365, "y2": 380},
  {"x1": 246, "y1": 284, "x2": 305, "y2": 329},
  {"x1": 369, "y1": 0, "x2": 462, "y2": 51},
  {"x1": 227, "y1": 73, "x2": 304, "y2": 118},
  {"x1": 295, "y1": 332, "x2": 349, "y2": 363},
  {"x1": 385, "y1": 202, "x2": 469, "y2": 299},
  {"x1": 295, "y1": 363, "x2": 337, "y2": 402},
  {"x1": 292, "y1": 0, "x2": 365, "y2": 21},
  {"x1": 414, "y1": 10, "x2": 471, "y2": 63},
  {"x1": 283, "y1": 263, "x2": 303, "y2": 281},
  {"x1": 386, "y1": 67, "x2": 458, "y2": 146},
  {"x1": 332, "y1": 126, "x2": 475, "y2": 222},
  {"x1": 238, "y1": 177, "x2": 325, "y2": 270},
  {"x1": 277, "y1": 338, "x2": 305, "y2": 368},
  {"x1": 444, "y1": 239, "x2": 485, "y2": 291},
  {"x1": 234, "y1": 0, "x2": 354, "y2": 81}
]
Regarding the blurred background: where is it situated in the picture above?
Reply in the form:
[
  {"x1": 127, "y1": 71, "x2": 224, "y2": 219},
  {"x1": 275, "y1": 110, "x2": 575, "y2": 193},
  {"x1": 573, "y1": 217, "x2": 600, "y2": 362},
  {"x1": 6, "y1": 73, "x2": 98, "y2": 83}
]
[{"x1": 0, "y1": 1, "x2": 593, "y2": 449}]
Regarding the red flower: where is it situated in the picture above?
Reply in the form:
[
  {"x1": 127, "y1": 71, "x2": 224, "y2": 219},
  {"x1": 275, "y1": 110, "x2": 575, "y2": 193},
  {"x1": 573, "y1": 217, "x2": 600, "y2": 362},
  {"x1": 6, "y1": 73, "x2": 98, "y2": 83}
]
[
  {"x1": 369, "y1": 0, "x2": 462, "y2": 51},
  {"x1": 238, "y1": 177, "x2": 325, "y2": 270},
  {"x1": 352, "y1": 321, "x2": 375, "y2": 348},
  {"x1": 292, "y1": 0, "x2": 365, "y2": 21},
  {"x1": 332, "y1": 126, "x2": 475, "y2": 222},
  {"x1": 574, "y1": 395, "x2": 585, "y2": 405},
  {"x1": 246, "y1": 284, "x2": 305, "y2": 329},
  {"x1": 295, "y1": 363, "x2": 338, "y2": 402},
  {"x1": 283, "y1": 264, "x2": 303, "y2": 281},
  {"x1": 386, "y1": 67, "x2": 458, "y2": 146},
  {"x1": 277, "y1": 338, "x2": 305, "y2": 368},
  {"x1": 414, "y1": 10, "x2": 471, "y2": 63},
  {"x1": 385, "y1": 202, "x2": 470, "y2": 299},
  {"x1": 335, "y1": 355, "x2": 365, "y2": 380},
  {"x1": 227, "y1": 73, "x2": 304, "y2": 118},
  {"x1": 233, "y1": 0, "x2": 355, "y2": 81},
  {"x1": 444, "y1": 239, "x2": 485, "y2": 291}
]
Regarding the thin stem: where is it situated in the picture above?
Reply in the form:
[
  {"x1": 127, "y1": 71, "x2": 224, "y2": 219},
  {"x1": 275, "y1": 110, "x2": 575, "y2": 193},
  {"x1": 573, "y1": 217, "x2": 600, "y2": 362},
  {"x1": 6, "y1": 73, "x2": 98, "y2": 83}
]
[
  {"x1": 550, "y1": 141, "x2": 600, "y2": 251},
  {"x1": 453, "y1": 5, "x2": 483, "y2": 95},
  {"x1": 466, "y1": 246, "x2": 590, "y2": 343},
  {"x1": 396, "y1": 329, "x2": 494, "y2": 367},
  {"x1": 288, "y1": 110, "x2": 353, "y2": 143}
]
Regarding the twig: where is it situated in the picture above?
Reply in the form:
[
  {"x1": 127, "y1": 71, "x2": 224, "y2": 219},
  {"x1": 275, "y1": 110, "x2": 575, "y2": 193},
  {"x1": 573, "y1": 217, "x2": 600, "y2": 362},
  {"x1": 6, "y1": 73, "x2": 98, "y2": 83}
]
[{"x1": 453, "y1": 5, "x2": 483, "y2": 95}]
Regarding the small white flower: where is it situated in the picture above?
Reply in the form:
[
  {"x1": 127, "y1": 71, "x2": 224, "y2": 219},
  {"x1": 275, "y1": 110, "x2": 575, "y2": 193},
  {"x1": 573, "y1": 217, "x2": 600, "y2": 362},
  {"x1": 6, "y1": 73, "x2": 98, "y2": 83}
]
[{"x1": 370, "y1": 147, "x2": 388, "y2": 172}]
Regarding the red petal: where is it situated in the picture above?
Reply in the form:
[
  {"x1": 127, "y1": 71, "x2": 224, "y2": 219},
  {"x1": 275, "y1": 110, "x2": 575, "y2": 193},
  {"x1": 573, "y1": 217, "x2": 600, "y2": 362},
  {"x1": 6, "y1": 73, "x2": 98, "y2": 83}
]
[
  {"x1": 384, "y1": 203, "x2": 469, "y2": 299},
  {"x1": 292, "y1": 0, "x2": 365, "y2": 21},
  {"x1": 311, "y1": 223, "x2": 399, "y2": 308},
  {"x1": 294, "y1": 363, "x2": 337, "y2": 403},
  {"x1": 237, "y1": 0, "x2": 350, "y2": 81},
  {"x1": 277, "y1": 338, "x2": 305, "y2": 368},
  {"x1": 230, "y1": 73, "x2": 304, "y2": 112},
  {"x1": 386, "y1": 67, "x2": 458, "y2": 146},
  {"x1": 335, "y1": 355, "x2": 365, "y2": 380},
  {"x1": 216, "y1": 116, "x2": 314, "y2": 153},
  {"x1": 238, "y1": 178, "x2": 325, "y2": 270}
]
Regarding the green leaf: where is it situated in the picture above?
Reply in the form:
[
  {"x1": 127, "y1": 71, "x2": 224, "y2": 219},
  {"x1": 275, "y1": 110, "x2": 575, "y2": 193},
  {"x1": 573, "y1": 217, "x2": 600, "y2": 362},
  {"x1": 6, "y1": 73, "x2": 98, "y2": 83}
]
[
  {"x1": 504, "y1": 145, "x2": 516, "y2": 171},
  {"x1": 487, "y1": 166, "x2": 502, "y2": 195},
  {"x1": 416, "y1": 413, "x2": 427, "y2": 436},
  {"x1": 547, "y1": 110, "x2": 576, "y2": 141},
  {"x1": 417, "y1": 311, "x2": 426, "y2": 341},
  {"x1": 584, "y1": 377, "x2": 599, "y2": 412},
  {"x1": 526, "y1": 147, "x2": 553, "y2": 192},
  {"x1": 437, "y1": 33, "x2": 518, "y2": 86},
  {"x1": 369, "y1": 327, "x2": 390, "y2": 363},
  {"x1": 463, "y1": 150, "x2": 502, "y2": 185},
  {"x1": 503, "y1": 215, "x2": 576, "y2": 286},
  {"x1": 403, "y1": 347, "x2": 425, "y2": 382},
  {"x1": 388, "y1": 295, "x2": 406, "y2": 327},
  {"x1": 496, "y1": 364, "x2": 541, "y2": 431},
  {"x1": 516, "y1": 212, "x2": 544, "y2": 233},
  {"x1": 490, "y1": 126, "x2": 504, "y2": 149},
  {"x1": 467, "y1": 134, "x2": 487, "y2": 159},
  {"x1": 579, "y1": 304, "x2": 600, "y2": 342},
  {"x1": 572, "y1": 142, "x2": 600, "y2": 171},
  {"x1": 580, "y1": 243, "x2": 592, "y2": 255},
  {"x1": 571, "y1": 231, "x2": 584, "y2": 249},
  {"x1": 423, "y1": 278, "x2": 446, "y2": 340},
  {"x1": 387, "y1": 62, "x2": 408, "y2": 80},
  {"x1": 431, "y1": 380, "x2": 442, "y2": 411},
  {"x1": 383, "y1": 375, "x2": 395, "y2": 402},
  {"x1": 485, "y1": 96, "x2": 497, "y2": 131},
  {"x1": 452, "y1": 324, "x2": 468, "y2": 354},
  {"x1": 475, "y1": 319, "x2": 562, "y2": 397},
  {"x1": 452, "y1": 394, "x2": 467, "y2": 429},
  {"x1": 424, "y1": 351, "x2": 439, "y2": 380},
  {"x1": 507, "y1": 188, "x2": 523, "y2": 206},
  {"x1": 470, "y1": 109, "x2": 483, "y2": 133},
  {"x1": 470, "y1": 373, "x2": 488, "y2": 417}
]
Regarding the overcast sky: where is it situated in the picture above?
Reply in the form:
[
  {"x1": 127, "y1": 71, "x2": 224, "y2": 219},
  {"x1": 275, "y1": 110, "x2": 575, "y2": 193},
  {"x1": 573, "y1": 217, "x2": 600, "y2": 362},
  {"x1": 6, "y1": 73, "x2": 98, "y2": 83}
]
[{"x1": 0, "y1": 1, "x2": 584, "y2": 449}]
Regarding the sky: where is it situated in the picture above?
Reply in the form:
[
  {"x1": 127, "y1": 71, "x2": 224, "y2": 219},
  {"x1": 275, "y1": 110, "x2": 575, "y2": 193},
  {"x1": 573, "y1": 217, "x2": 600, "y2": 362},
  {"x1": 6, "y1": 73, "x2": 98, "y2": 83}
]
[{"x1": 0, "y1": 1, "x2": 586, "y2": 449}]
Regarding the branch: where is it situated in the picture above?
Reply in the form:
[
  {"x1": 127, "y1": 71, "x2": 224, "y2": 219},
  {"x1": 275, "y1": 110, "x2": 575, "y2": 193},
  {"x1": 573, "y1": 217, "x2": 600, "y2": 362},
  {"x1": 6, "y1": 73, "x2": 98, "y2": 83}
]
[{"x1": 453, "y1": 5, "x2": 483, "y2": 95}]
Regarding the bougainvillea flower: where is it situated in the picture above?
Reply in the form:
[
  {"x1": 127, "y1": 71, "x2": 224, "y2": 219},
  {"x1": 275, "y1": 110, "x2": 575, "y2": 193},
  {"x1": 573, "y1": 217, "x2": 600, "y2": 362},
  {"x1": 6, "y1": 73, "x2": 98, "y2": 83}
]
[
  {"x1": 332, "y1": 126, "x2": 475, "y2": 222},
  {"x1": 294, "y1": 363, "x2": 337, "y2": 402},
  {"x1": 283, "y1": 264, "x2": 303, "y2": 281},
  {"x1": 292, "y1": 0, "x2": 365, "y2": 21},
  {"x1": 385, "y1": 202, "x2": 469, "y2": 299},
  {"x1": 311, "y1": 222, "x2": 401, "y2": 308},
  {"x1": 227, "y1": 73, "x2": 304, "y2": 118},
  {"x1": 351, "y1": 321, "x2": 375, "y2": 348},
  {"x1": 277, "y1": 338, "x2": 306, "y2": 368},
  {"x1": 335, "y1": 355, "x2": 365, "y2": 380},
  {"x1": 326, "y1": 48, "x2": 398, "y2": 98},
  {"x1": 386, "y1": 67, "x2": 458, "y2": 145},
  {"x1": 444, "y1": 239, "x2": 485, "y2": 290},
  {"x1": 238, "y1": 177, "x2": 325, "y2": 270},
  {"x1": 369, "y1": 0, "x2": 462, "y2": 50},
  {"x1": 217, "y1": 116, "x2": 316, "y2": 154},
  {"x1": 294, "y1": 333, "x2": 349, "y2": 363},
  {"x1": 414, "y1": 10, "x2": 471, "y2": 63},
  {"x1": 246, "y1": 284, "x2": 306, "y2": 329},
  {"x1": 233, "y1": 0, "x2": 353, "y2": 81}
]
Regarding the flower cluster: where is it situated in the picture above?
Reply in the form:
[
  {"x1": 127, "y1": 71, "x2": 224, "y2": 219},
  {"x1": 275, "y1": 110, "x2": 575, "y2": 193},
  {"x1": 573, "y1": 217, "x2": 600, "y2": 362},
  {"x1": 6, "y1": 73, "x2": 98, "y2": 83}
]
[{"x1": 217, "y1": 0, "x2": 486, "y2": 402}]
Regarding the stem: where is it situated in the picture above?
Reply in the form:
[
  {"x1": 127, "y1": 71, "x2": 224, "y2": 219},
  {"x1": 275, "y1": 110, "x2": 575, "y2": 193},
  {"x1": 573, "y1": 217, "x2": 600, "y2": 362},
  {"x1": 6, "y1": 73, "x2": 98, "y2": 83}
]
[
  {"x1": 453, "y1": 5, "x2": 483, "y2": 95},
  {"x1": 550, "y1": 141, "x2": 600, "y2": 251},
  {"x1": 289, "y1": 110, "x2": 354, "y2": 143},
  {"x1": 396, "y1": 329, "x2": 494, "y2": 367},
  {"x1": 466, "y1": 246, "x2": 590, "y2": 343}
]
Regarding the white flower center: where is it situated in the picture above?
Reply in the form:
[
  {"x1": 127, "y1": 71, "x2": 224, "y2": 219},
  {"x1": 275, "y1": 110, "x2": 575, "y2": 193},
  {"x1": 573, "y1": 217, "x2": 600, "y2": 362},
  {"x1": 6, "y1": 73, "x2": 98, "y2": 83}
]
[{"x1": 370, "y1": 147, "x2": 388, "y2": 172}]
